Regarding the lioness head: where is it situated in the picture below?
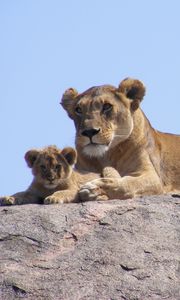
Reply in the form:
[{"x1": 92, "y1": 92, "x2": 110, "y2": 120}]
[
  {"x1": 61, "y1": 78, "x2": 145, "y2": 157},
  {"x1": 25, "y1": 146, "x2": 77, "y2": 189}
]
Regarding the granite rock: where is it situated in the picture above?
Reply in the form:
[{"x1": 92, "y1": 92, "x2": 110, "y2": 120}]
[{"x1": 0, "y1": 195, "x2": 180, "y2": 300}]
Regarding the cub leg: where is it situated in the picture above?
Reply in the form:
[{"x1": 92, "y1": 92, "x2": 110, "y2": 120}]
[
  {"x1": 0, "y1": 191, "x2": 40, "y2": 205},
  {"x1": 44, "y1": 190, "x2": 77, "y2": 204}
]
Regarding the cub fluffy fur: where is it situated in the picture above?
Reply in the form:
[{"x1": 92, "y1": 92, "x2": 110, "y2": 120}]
[
  {"x1": 61, "y1": 77, "x2": 180, "y2": 201},
  {"x1": 0, "y1": 146, "x2": 118, "y2": 205}
]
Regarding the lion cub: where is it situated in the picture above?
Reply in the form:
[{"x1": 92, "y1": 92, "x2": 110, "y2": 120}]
[{"x1": 0, "y1": 146, "x2": 119, "y2": 205}]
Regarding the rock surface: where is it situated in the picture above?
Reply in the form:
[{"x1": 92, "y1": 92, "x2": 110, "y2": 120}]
[{"x1": 0, "y1": 195, "x2": 179, "y2": 300}]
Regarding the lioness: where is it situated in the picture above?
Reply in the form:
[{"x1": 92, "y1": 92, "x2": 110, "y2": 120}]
[
  {"x1": 0, "y1": 145, "x2": 118, "y2": 205},
  {"x1": 61, "y1": 78, "x2": 180, "y2": 201}
]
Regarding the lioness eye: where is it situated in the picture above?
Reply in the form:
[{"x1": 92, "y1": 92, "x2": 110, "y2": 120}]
[
  {"x1": 102, "y1": 103, "x2": 112, "y2": 113},
  {"x1": 75, "y1": 106, "x2": 82, "y2": 115}
]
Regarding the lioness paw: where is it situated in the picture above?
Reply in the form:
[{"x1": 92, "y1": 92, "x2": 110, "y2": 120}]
[
  {"x1": 0, "y1": 196, "x2": 15, "y2": 206},
  {"x1": 79, "y1": 180, "x2": 109, "y2": 202},
  {"x1": 44, "y1": 196, "x2": 64, "y2": 205},
  {"x1": 102, "y1": 167, "x2": 121, "y2": 178}
]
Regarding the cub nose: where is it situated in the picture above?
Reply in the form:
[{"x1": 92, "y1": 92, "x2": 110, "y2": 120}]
[
  {"x1": 47, "y1": 173, "x2": 55, "y2": 181},
  {"x1": 81, "y1": 128, "x2": 100, "y2": 139}
]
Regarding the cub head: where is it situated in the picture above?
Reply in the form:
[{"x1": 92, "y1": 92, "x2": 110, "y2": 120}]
[
  {"x1": 25, "y1": 146, "x2": 77, "y2": 189},
  {"x1": 61, "y1": 78, "x2": 145, "y2": 157}
]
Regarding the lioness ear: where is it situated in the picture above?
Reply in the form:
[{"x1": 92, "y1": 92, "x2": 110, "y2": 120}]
[
  {"x1": 118, "y1": 78, "x2": 146, "y2": 111},
  {"x1": 61, "y1": 147, "x2": 77, "y2": 166},
  {"x1": 60, "y1": 88, "x2": 79, "y2": 119},
  {"x1": 25, "y1": 149, "x2": 39, "y2": 168}
]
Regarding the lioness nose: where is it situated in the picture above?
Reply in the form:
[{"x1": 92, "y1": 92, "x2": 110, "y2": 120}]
[{"x1": 81, "y1": 128, "x2": 100, "y2": 138}]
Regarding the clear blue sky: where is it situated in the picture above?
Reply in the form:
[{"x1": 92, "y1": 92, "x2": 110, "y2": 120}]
[{"x1": 1, "y1": 0, "x2": 180, "y2": 195}]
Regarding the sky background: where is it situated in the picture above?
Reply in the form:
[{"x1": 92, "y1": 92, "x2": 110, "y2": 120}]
[{"x1": 1, "y1": 0, "x2": 180, "y2": 195}]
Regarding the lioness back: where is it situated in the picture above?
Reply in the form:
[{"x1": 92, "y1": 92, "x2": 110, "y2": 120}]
[{"x1": 155, "y1": 131, "x2": 180, "y2": 192}]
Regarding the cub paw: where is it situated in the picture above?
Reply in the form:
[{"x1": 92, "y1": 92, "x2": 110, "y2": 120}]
[
  {"x1": 44, "y1": 196, "x2": 64, "y2": 205},
  {"x1": 0, "y1": 196, "x2": 15, "y2": 206}
]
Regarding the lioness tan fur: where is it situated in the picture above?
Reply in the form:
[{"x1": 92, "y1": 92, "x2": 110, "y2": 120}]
[
  {"x1": 0, "y1": 146, "x2": 118, "y2": 205},
  {"x1": 61, "y1": 78, "x2": 180, "y2": 201}
]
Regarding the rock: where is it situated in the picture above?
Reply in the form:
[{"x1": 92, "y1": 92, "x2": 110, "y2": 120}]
[{"x1": 0, "y1": 195, "x2": 179, "y2": 300}]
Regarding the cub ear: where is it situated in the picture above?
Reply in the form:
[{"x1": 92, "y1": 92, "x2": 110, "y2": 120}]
[
  {"x1": 61, "y1": 147, "x2": 77, "y2": 166},
  {"x1": 118, "y1": 78, "x2": 146, "y2": 111},
  {"x1": 24, "y1": 149, "x2": 40, "y2": 168},
  {"x1": 60, "y1": 88, "x2": 79, "y2": 119}
]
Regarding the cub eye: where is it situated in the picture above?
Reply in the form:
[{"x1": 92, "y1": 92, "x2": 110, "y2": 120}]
[
  {"x1": 75, "y1": 106, "x2": 82, "y2": 115},
  {"x1": 102, "y1": 103, "x2": 112, "y2": 113},
  {"x1": 40, "y1": 165, "x2": 46, "y2": 171},
  {"x1": 55, "y1": 164, "x2": 61, "y2": 171}
]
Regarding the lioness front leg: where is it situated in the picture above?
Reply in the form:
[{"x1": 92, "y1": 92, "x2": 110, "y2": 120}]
[
  {"x1": 79, "y1": 173, "x2": 163, "y2": 201},
  {"x1": 78, "y1": 167, "x2": 121, "y2": 201},
  {"x1": 44, "y1": 190, "x2": 77, "y2": 204}
]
